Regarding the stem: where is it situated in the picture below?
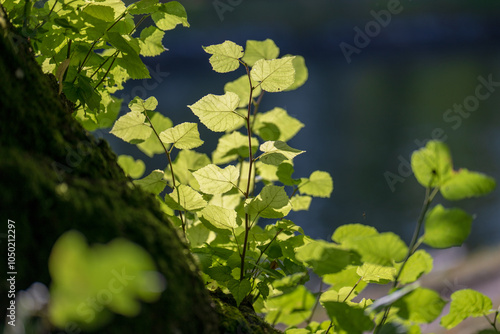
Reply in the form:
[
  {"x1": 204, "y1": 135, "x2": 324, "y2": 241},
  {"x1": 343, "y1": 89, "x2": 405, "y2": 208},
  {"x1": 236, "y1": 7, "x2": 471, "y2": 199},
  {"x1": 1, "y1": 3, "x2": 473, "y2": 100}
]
[
  {"x1": 306, "y1": 280, "x2": 324, "y2": 325},
  {"x1": 374, "y1": 186, "x2": 438, "y2": 333},
  {"x1": 93, "y1": 51, "x2": 118, "y2": 89},
  {"x1": 240, "y1": 62, "x2": 256, "y2": 281},
  {"x1": 250, "y1": 229, "x2": 283, "y2": 278},
  {"x1": 144, "y1": 111, "x2": 186, "y2": 235},
  {"x1": 326, "y1": 277, "x2": 363, "y2": 332}
]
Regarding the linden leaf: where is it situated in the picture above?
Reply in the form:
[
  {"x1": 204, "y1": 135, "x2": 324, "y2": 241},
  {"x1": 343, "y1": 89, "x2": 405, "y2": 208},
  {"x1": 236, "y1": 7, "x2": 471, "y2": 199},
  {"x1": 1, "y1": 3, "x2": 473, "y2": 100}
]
[
  {"x1": 137, "y1": 112, "x2": 173, "y2": 157},
  {"x1": 356, "y1": 263, "x2": 396, "y2": 283},
  {"x1": 253, "y1": 107, "x2": 304, "y2": 142},
  {"x1": 110, "y1": 110, "x2": 152, "y2": 144},
  {"x1": 139, "y1": 26, "x2": 165, "y2": 57},
  {"x1": 165, "y1": 184, "x2": 206, "y2": 211},
  {"x1": 411, "y1": 140, "x2": 453, "y2": 188},
  {"x1": 133, "y1": 170, "x2": 167, "y2": 195},
  {"x1": 151, "y1": 1, "x2": 189, "y2": 30},
  {"x1": 285, "y1": 55, "x2": 308, "y2": 91},
  {"x1": 246, "y1": 185, "x2": 291, "y2": 219},
  {"x1": 188, "y1": 92, "x2": 243, "y2": 132},
  {"x1": 224, "y1": 75, "x2": 261, "y2": 108},
  {"x1": 440, "y1": 169, "x2": 496, "y2": 200},
  {"x1": 117, "y1": 155, "x2": 145, "y2": 179},
  {"x1": 227, "y1": 279, "x2": 252, "y2": 306},
  {"x1": 212, "y1": 132, "x2": 259, "y2": 164},
  {"x1": 441, "y1": 289, "x2": 493, "y2": 329},
  {"x1": 251, "y1": 56, "x2": 295, "y2": 92},
  {"x1": 192, "y1": 164, "x2": 239, "y2": 195},
  {"x1": 299, "y1": 171, "x2": 333, "y2": 198},
  {"x1": 259, "y1": 141, "x2": 305, "y2": 165},
  {"x1": 242, "y1": 39, "x2": 280, "y2": 67},
  {"x1": 199, "y1": 205, "x2": 238, "y2": 230},
  {"x1": 203, "y1": 40, "x2": 244, "y2": 73},
  {"x1": 159, "y1": 122, "x2": 203, "y2": 149},
  {"x1": 423, "y1": 204, "x2": 473, "y2": 248}
]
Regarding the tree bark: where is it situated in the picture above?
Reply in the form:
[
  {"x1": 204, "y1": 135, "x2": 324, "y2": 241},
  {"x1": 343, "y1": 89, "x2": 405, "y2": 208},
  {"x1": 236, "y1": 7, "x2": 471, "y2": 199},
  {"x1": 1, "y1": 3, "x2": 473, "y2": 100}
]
[{"x1": 0, "y1": 7, "x2": 279, "y2": 334}]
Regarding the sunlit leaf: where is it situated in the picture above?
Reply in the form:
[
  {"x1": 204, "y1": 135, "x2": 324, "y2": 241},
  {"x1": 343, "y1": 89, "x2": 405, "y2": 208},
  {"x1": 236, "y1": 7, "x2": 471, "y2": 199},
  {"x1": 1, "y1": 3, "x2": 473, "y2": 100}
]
[
  {"x1": 441, "y1": 289, "x2": 494, "y2": 329},
  {"x1": 242, "y1": 39, "x2": 280, "y2": 67},
  {"x1": 440, "y1": 169, "x2": 496, "y2": 200},
  {"x1": 203, "y1": 40, "x2": 243, "y2": 73},
  {"x1": 423, "y1": 204, "x2": 473, "y2": 249},
  {"x1": 133, "y1": 170, "x2": 167, "y2": 195},
  {"x1": 265, "y1": 286, "x2": 315, "y2": 326},
  {"x1": 199, "y1": 205, "x2": 238, "y2": 231},
  {"x1": 139, "y1": 26, "x2": 165, "y2": 57},
  {"x1": 165, "y1": 184, "x2": 206, "y2": 211},
  {"x1": 259, "y1": 141, "x2": 304, "y2": 165},
  {"x1": 159, "y1": 122, "x2": 203, "y2": 149},
  {"x1": 397, "y1": 250, "x2": 433, "y2": 284},
  {"x1": 321, "y1": 301, "x2": 374, "y2": 334},
  {"x1": 117, "y1": 155, "x2": 145, "y2": 179},
  {"x1": 188, "y1": 92, "x2": 243, "y2": 132},
  {"x1": 192, "y1": 164, "x2": 239, "y2": 195},
  {"x1": 299, "y1": 171, "x2": 333, "y2": 198},
  {"x1": 251, "y1": 57, "x2": 295, "y2": 92},
  {"x1": 212, "y1": 131, "x2": 259, "y2": 164},
  {"x1": 224, "y1": 75, "x2": 261, "y2": 108},
  {"x1": 245, "y1": 185, "x2": 291, "y2": 219},
  {"x1": 253, "y1": 107, "x2": 304, "y2": 142},
  {"x1": 151, "y1": 1, "x2": 189, "y2": 30},
  {"x1": 137, "y1": 112, "x2": 173, "y2": 157},
  {"x1": 394, "y1": 287, "x2": 446, "y2": 324},
  {"x1": 356, "y1": 263, "x2": 396, "y2": 283},
  {"x1": 411, "y1": 140, "x2": 452, "y2": 188}
]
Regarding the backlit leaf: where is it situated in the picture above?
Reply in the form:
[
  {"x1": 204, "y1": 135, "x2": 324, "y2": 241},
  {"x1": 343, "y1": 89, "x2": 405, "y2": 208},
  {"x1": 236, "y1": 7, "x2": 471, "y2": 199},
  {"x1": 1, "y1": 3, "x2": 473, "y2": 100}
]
[
  {"x1": 423, "y1": 204, "x2": 473, "y2": 248},
  {"x1": 394, "y1": 288, "x2": 446, "y2": 324},
  {"x1": 188, "y1": 92, "x2": 243, "y2": 132},
  {"x1": 290, "y1": 195, "x2": 312, "y2": 211},
  {"x1": 441, "y1": 289, "x2": 493, "y2": 329},
  {"x1": 192, "y1": 164, "x2": 239, "y2": 195},
  {"x1": 253, "y1": 107, "x2": 304, "y2": 142},
  {"x1": 203, "y1": 40, "x2": 244, "y2": 73},
  {"x1": 397, "y1": 250, "x2": 433, "y2": 284},
  {"x1": 117, "y1": 155, "x2": 145, "y2": 179},
  {"x1": 110, "y1": 110, "x2": 152, "y2": 144},
  {"x1": 212, "y1": 131, "x2": 259, "y2": 164},
  {"x1": 440, "y1": 169, "x2": 496, "y2": 200},
  {"x1": 299, "y1": 171, "x2": 333, "y2": 198},
  {"x1": 159, "y1": 122, "x2": 203, "y2": 149},
  {"x1": 139, "y1": 26, "x2": 165, "y2": 57},
  {"x1": 242, "y1": 39, "x2": 280, "y2": 67},
  {"x1": 285, "y1": 55, "x2": 308, "y2": 91},
  {"x1": 151, "y1": 1, "x2": 189, "y2": 30},
  {"x1": 259, "y1": 141, "x2": 304, "y2": 165},
  {"x1": 246, "y1": 185, "x2": 291, "y2": 219},
  {"x1": 169, "y1": 150, "x2": 210, "y2": 188},
  {"x1": 251, "y1": 56, "x2": 295, "y2": 92},
  {"x1": 224, "y1": 75, "x2": 261, "y2": 108},
  {"x1": 137, "y1": 112, "x2": 173, "y2": 157},
  {"x1": 411, "y1": 140, "x2": 452, "y2": 188},
  {"x1": 321, "y1": 301, "x2": 374, "y2": 334},
  {"x1": 199, "y1": 205, "x2": 238, "y2": 230},
  {"x1": 165, "y1": 184, "x2": 206, "y2": 211},
  {"x1": 356, "y1": 263, "x2": 396, "y2": 283},
  {"x1": 133, "y1": 170, "x2": 167, "y2": 195},
  {"x1": 296, "y1": 240, "x2": 359, "y2": 276}
]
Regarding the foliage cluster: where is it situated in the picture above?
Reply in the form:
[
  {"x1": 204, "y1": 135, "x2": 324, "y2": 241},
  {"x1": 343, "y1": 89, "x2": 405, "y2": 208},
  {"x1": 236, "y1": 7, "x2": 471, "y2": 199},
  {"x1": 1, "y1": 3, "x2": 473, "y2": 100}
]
[{"x1": 3, "y1": 0, "x2": 499, "y2": 333}]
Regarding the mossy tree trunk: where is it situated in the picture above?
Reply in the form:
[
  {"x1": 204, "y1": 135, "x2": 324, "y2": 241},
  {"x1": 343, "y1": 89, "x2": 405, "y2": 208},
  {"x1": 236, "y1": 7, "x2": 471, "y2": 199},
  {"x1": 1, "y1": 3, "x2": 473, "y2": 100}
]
[{"x1": 0, "y1": 7, "x2": 279, "y2": 334}]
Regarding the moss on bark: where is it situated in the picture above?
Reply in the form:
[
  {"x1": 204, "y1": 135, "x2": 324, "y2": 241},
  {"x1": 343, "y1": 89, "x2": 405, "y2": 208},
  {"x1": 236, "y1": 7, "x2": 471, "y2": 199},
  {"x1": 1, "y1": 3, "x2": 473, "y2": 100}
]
[{"x1": 0, "y1": 7, "x2": 280, "y2": 334}]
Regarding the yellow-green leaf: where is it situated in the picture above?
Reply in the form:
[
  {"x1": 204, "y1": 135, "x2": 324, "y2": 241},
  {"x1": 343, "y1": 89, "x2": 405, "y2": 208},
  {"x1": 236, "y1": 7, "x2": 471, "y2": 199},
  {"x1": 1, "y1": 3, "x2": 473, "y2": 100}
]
[
  {"x1": 251, "y1": 56, "x2": 295, "y2": 92},
  {"x1": 203, "y1": 40, "x2": 244, "y2": 73},
  {"x1": 188, "y1": 92, "x2": 243, "y2": 132},
  {"x1": 242, "y1": 39, "x2": 280, "y2": 67},
  {"x1": 159, "y1": 122, "x2": 203, "y2": 149},
  {"x1": 411, "y1": 140, "x2": 452, "y2": 188},
  {"x1": 192, "y1": 164, "x2": 239, "y2": 195},
  {"x1": 110, "y1": 110, "x2": 152, "y2": 144},
  {"x1": 259, "y1": 141, "x2": 304, "y2": 165},
  {"x1": 299, "y1": 171, "x2": 333, "y2": 198},
  {"x1": 117, "y1": 155, "x2": 145, "y2": 179}
]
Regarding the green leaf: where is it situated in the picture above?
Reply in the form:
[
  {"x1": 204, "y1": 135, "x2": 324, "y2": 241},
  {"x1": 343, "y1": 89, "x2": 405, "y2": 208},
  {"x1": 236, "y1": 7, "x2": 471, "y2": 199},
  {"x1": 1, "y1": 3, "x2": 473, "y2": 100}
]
[
  {"x1": 84, "y1": 4, "x2": 115, "y2": 22},
  {"x1": 206, "y1": 265, "x2": 233, "y2": 283},
  {"x1": 285, "y1": 55, "x2": 308, "y2": 91},
  {"x1": 321, "y1": 301, "x2": 374, "y2": 334},
  {"x1": 139, "y1": 26, "x2": 165, "y2": 57},
  {"x1": 48, "y1": 231, "x2": 162, "y2": 329},
  {"x1": 440, "y1": 169, "x2": 496, "y2": 200},
  {"x1": 227, "y1": 279, "x2": 251, "y2": 306},
  {"x1": 411, "y1": 140, "x2": 452, "y2": 188},
  {"x1": 290, "y1": 195, "x2": 312, "y2": 212},
  {"x1": 117, "y1": 155, "x2": 145, "y2": 179},
  {"x1": 322, "y1": 266, "x2": 367, "y2": 293},
  {"x1": 251, "y1": 56, "x2": 295, "y2": 92},
  {"x1": 367, "y1": 283, "x2": 419, "y2": 314},
  {"x1": 129, "y1": 96, "x2": 158, "y2": 112},
  {"x1": 199, "y1": 205, "x2": 238, "y2": 231},
  {"x1": 151, "y1": 1, "x2": 189, "y2": 30},
  {"x1": 332, "y1": 224, "x2": 378, "y2": 244},
  {"x1": 265, "y1": 286, "x2": 315, "y2": 326},
  {"x1": 253, "y1": 107, "x2": 304, "y2": 142},
  {"x1": 242, "y1": 39, "x2": 280, "y2": 67},
  {"x1": 110, "y1": 110, "x2": 153, "y2": 144},
  {"x1": 339, "y1": 231, "x2": 408, "y2": 267},
  {"x1": 423, "y1": 204, "x2": 473, "y2": 248},
  {"x1": 192, "y1": 164, "x2": 239, "y2": 195},
  {"x1": 133, "y1": 170, "x2": 167, "y2": 195},
  {"x1": 259, "y1": 141, "x2": 304, "y2": 165},
  {"x1": 224, "y1": 75, "x2": 261, "y2": 108},
  {"x1": 159, "y1": 122, "x2": 203, "y2": 149},
  {"x1": 299, "y1": 171, "x2": 333, "y2": 198},
  {"x1": 116, "y1": 53, "x2": 150, "y2": 79},
  {"x1": 105, "y1": 32, "x2": 140, "y2": 55},
  {"x1": 203, "y1": 40, "x2": 244, "y2": 73},
  {"x1": 397, "y1": 250, "x2": 433, "y2": 284},
  {"x1": 256, "y1": 161, "x2": 279, "y2": 182},
  {"x1": 188, "y1": 92, "x2": 243, "y2": 132},
  {"x1": 295, "y1": 240, "x2": 360, "y2": 276},
  {"x1": 128, "y1": 0, "x2": 159, "y2": 15},
  {"x1": 277, "y1": 162, "x2": 301, "y2": 186},
  {"x1": 169, "y1": 150, "x2": 210, "y2": 188},
  {"x1": 212, "y1": 131, "x2": 259, "y2": 164},
  {"x1": 137, "y1": 112, "x2": 173, "y2": 157},
  {"x1": 394, "y1": 288, "x2": 446, "y2": 324},
  {"x1": 246, "y1": 185, "x2": 291, "y2": 219},
  {"x1": 165, "y1": 184, "x2": 206, "y2": 211},
  {"x1": 356, "y1": 263, "x2": 396, "y2": 283},
  {"x1": 441, "y1": 289, "x2": 493, "y2": 329}
]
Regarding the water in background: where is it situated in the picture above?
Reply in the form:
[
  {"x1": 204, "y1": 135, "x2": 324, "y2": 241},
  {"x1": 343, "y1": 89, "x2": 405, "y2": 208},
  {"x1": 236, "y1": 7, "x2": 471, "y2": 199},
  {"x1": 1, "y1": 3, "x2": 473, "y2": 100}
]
[{"x1": 105, "y1": 0, "x2": 500, "y2": 248}]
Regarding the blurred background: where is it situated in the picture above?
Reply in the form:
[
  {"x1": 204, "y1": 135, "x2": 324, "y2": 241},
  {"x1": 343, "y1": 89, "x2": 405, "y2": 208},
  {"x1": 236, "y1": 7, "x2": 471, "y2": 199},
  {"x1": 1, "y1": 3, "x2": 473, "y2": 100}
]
[{"x1": 106, "y1": 0, "x2": 500, "y2": 248}]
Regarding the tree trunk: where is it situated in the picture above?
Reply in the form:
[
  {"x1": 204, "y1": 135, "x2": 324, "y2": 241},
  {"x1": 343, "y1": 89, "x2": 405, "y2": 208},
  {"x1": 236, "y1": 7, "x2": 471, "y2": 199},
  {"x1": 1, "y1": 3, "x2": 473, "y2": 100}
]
[{"x1": 0, "y1": 7, "x2": 279, "y2": 334}]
